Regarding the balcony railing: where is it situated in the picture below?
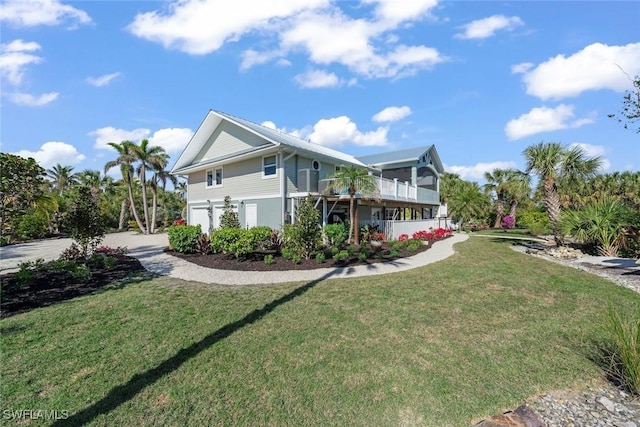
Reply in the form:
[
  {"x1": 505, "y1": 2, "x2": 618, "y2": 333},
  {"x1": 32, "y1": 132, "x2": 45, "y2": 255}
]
[{"x1": 318, "y1": 176, "x2": 440, "y2": 205}]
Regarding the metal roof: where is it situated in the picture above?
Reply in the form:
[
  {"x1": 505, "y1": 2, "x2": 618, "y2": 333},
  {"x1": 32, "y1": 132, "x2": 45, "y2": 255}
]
[{"x1": 356, "y1": 145, "x2": 434, "y2": 165}]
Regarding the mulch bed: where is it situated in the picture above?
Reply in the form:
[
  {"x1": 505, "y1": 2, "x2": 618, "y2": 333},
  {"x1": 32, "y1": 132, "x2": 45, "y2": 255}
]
[
  {"x1": 0, "y1": 256, "x2": 147, "y2": 318},
  {"x1": 165, "y1": 241, "x2": 432, "y2": 272}
]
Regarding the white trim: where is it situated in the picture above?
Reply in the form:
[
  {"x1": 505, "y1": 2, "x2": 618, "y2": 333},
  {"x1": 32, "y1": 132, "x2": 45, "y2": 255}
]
[
  {"x1": 262, "y1": 154, "x2": 278, "y2": 179},
  {"x1": 189, "y1": 194, "x2": 281, "y2": 204}
]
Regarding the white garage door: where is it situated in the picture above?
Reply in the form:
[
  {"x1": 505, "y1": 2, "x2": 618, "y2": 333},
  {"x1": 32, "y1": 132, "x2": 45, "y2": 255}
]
[{"x1": 190, "y1": 207, "x2": 210, "y2": 234}]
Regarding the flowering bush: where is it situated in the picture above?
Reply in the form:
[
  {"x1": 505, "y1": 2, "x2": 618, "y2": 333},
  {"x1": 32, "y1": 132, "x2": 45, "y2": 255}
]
[
  {"x1": 398, "y1": 234, "x2": 409, "y2": 242},
  {"x1": 172, "y1": 219, "x2": 187, "y2": 226},
  {"x1": 501, "y1": 215, "x2": 515, "y2": 229},
  {"x1": 412, "y1": 228, "x2": 452, "y2": 241},
  {"x1": 412, "y1": 230, "x2": 434, "y2": 241},
  {"x1": 371, "y1": 232, "x2": 385, "y2": 241}
]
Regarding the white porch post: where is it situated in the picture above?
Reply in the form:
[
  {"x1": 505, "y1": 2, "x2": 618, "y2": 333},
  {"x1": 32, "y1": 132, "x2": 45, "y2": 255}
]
[
  {"x1": 322, "y1": 197, "x2": 327, "y2": 227},
  {"x1": 394, "y1": 178, "x2": 398, "y2": 198},
  {"x1": 411, "y1": 166, "x2": 417, "y2": 186},
  {"x1": 405, "y1": 181, "x2": 409, "y2": 198}
]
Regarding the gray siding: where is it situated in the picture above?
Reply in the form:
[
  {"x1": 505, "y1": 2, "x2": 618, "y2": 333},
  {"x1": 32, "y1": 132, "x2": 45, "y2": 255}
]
[
  {"x1": 194, "y1": 121, "x2": 269, "y2": 163},
  {"x1": 188, "y1": 156, "x2": 281, "y2": 202}
]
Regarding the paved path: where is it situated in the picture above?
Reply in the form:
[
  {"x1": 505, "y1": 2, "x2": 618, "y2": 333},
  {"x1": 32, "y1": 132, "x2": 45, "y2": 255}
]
[{"x1": 0, "y1": 232, "x2": 469, "y2": 285}]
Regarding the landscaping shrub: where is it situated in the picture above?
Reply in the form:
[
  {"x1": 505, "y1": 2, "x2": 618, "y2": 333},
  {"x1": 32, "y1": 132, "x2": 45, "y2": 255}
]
[
  {"x1": 332, "y1": 250, "x2": 349, "y2": 262},
  {"x1": 249, "y1": 226, "x2": 274, "y2": 251},
  {"x1": 518, "y1": 210, "x2": 551, "y2": 235},
  {"x1": 501, "y1": 215, "x2": 516, "y2": 229},
  {"x1": 16, "y1": 212, "x2": 48, "y2": 240},
  {"x1": 315, "y1": 252, "x2": 326, "y2": 264},
  {"x1": 210, "y1": 228, "x2": 244, "y2": 255},
  {"x1": 398, "y1": 233, "x2": 409, "y2": 242},
  {"x1": 263, "y1": 254, "x2": 274, "y2": 265},
  {"x1": 219, "y1": 196, "x2": 240, "y2": 229},
  {"x1": 64, "y1": 186, "x2": 106, "y2": 257},
  {"x1": 168, "y1": 224, "x2": 202, "y2": 253},
  {"x1": 605, "y1": 303, "x2": 640, "y2": 395},
  {"x1": 323, "y1": 223, "x2": 347, "y2": 247},
  {"x1": 281, "y1": 195, "x2": 321, "y2": 259},
  {"x1": 194, "y1": 233, "x2": 211, "y2": 255}
]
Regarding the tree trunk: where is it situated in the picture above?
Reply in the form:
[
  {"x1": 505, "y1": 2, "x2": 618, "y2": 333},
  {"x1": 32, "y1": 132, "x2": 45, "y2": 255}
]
[
  {"x1": 354, "y1": 199, "x2": 359, "y2": 245},
  {"x1": 493, "y1": 199, "x2": 504, "y2": 228},
  {"x1": 126, "y1": 177, "x2": 146, "y2": 234},
  {"x1": 139, "y1": 166, "x2": 150, "y2": 234},
  {"x1": 150, "y1": 186, "x2": 158, "y2": 234},
  {"x1": 543, "y1": 180, "x2": 563, "y2": 246},
  {"x1": 348, "y1": 196, "x2": 355, "y2": 244},
  {"x1": 508, "y1": 199, "x2": 518, "y2": 223},
  {"x1": 118, "y1": 199, "x2": 128, "y2": 231}
]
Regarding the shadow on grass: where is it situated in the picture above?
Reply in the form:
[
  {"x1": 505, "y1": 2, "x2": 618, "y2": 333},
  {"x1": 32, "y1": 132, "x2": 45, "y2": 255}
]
[{"x1": 53, "y1": 268, "x2": 341, "y2": 426}]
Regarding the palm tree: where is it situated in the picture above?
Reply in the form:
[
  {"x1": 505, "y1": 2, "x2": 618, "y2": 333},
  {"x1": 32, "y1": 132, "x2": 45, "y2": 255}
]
[
  {"x1": 484, "y1": 168, "x2": 510, "y2": 228},
  {"x1": 131, "y1": 139, "x2": 168, "y2": 234},
  {"x1": 562, "y1": 197, "x2": 631, "y2": 256},
  {"x1": 46, "y1": 164, "x2": 78, "y2": 196},
  {"x1": 523, "y1": 142, "x2": 602, "y2": 246},
  {"x1": 447, "y1": 180, "x2": 489, "y2": 228},
  {"x1": 325, "y1": 165, "x2": 379, "y2": 244},
  {"x1": 504, "y1": 170, "x2": 531, "y2": 222},
  {"x1": 149, "y1": 153, "x2": 177, "y2": 233},
  {"x1": 104, "y1": 141, "x2": 146, "y2": 233}
]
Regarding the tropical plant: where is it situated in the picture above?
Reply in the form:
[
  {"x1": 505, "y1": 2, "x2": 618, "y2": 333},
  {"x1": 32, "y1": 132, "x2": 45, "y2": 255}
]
[
  {"x1": 605, "y1": 302, "x2": 640, "y2": 395},
  {"x1": 523, "y1": 142, "x2": 602, "y2": 246},
  {"x1": 446, "y1": 180, "x2": 490, "y2": 228},
  {"x1": 46, "y1": 164, "x2": 78, "y2": 196},
  {"x1": 105, "y1": 141, "x2": 146, "y2": 233},
  {"x1": 131, "y1": 139, "x2": 169, "y2": 234},
  {"x1": 324, "y1": 165, "x2": 379, "y2": 244},
  {"x1": 281, "y1": 195, "x2": 321, "y2": 259},
  {"x1": 561, "y1": 197, "x2": 632, "y2": 256},
  {"x1": 148, "y1": 153, "x2": 177, "y2": 233},
  {"x1": 484, "y1": 168, "x2": 510, "y2": 228}
]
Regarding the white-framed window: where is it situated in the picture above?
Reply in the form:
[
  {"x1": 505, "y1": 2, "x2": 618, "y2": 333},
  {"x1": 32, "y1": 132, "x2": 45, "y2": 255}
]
[
  {"x1": 311, "y1": 159, "x2": 321, "y2": 171},
  {"x1": 263, "y1": 155, "x2": 277, "y2": 178},
  {"x1": 206, "y1": 167, "x2": 223, "y2": 188}
]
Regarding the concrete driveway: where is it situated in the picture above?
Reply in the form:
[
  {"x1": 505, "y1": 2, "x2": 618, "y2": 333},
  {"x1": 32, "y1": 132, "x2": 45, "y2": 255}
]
[{"x1": 0, "y1": 232, "x2": 169, "y2": 273}]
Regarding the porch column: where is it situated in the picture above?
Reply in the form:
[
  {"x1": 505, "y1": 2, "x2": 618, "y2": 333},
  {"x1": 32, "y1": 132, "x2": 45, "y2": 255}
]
[
  {"x1": 394, "y1": 178, "x2": 398, "y2": 198},
  {"x1": 322, "y1": 197, "x2": 327, "y2": 227},
  {"x1": 411, "y1": 166, "x2": 417, "y2": 186},
  {"x1": 405, "y1": 181, "x2": 409, "y2": 198}
]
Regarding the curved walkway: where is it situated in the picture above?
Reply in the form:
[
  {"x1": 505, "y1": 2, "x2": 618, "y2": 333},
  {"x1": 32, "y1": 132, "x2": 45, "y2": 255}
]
[{"x1": 0, "y1": 232, "x2": 469, "y2": 285}]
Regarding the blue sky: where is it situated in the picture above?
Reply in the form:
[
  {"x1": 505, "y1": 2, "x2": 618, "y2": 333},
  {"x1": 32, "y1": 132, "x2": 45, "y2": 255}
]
[{"x1": 1, "y1": 0, "x2": 639, "y2": 182}]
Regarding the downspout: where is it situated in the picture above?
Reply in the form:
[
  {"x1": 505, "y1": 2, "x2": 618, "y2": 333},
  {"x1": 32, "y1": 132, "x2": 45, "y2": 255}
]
[{"x1": 280, "y1": 149, "x2": 297, "y2": 225}]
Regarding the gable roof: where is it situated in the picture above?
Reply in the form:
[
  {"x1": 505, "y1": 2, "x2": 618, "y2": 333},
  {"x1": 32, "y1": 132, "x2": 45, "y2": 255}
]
[
  {"x1": 171, "y1": 110, "x2": 366, "y2": 174},
  {"x1": 357, "y1": 145, "x2": 444, "y2": 173}
]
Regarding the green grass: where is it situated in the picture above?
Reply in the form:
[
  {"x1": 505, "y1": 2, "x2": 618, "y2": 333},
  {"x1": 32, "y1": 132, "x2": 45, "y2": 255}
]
[
  {"x1": 2, "y1": 238, "x2": 639, "y2": 426},
  {"x1": 472, "y1": 228, "x2": 542, "y2": 239}
]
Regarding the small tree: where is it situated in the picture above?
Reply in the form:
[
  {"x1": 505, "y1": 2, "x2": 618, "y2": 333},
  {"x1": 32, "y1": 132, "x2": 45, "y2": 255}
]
[
  {"x1": 609, "y1": 75, "x2": 640, "y2": 133},
  {"x1": 219, "y1": 196, "x2": 240, "y2": 229},
  {"x1": 282, "y1": 195, "x2": 321, "y2": 259},
  {"x1": 64, "y1": 186, "x2": 106, "y2": 258}
]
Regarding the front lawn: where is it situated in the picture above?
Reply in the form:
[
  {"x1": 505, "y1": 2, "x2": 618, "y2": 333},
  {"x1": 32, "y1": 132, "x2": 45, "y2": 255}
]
[{"x1": 1, "y1": 238, "x2": 638, "y2": 426}]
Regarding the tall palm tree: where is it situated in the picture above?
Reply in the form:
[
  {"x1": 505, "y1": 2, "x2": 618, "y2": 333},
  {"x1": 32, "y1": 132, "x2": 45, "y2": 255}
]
[
  {"x1": 131, "y1": 139, "x2": 168, "y2": 234},
  {"x1": 149, "y1": 153, "x2": 177, "y2": 233},
  {"x1": 325, "y1": 165, "x2": 379, "y2": 244},
  {"x1": 104, "y1": 141, "x2": 146, "y2": 233},
  {"x1": 523, "y1": 142, "x2": 602, "y2": 246},
  {"x1": 504, "y1": 170, "x2": 531, "y2": 222},
  {"x1": 46, "y1": 164, "x2": 78, "y2": 196},
  {"x1": 484, "y1": 168, "x2": 510, "y2": 228}
]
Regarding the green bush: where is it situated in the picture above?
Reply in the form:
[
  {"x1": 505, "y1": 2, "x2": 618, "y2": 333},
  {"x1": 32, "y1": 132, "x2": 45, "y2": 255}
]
[
  {"x1": 315, "y1": 252, "x2": 326, "y2": 264},
  {"x1": 518, "y1": 210, "x2": 550, "y2": 236},
  {"x1": 323, "y1": 223, "x2": 347, "y2": 248},
  {"x1": 16, "y1": 212, "x2": 48, "y2": 240},
  {"x1": 281, "y1": 195, "x2": 321, "y2": 259},
  {"x1": 249, "y1": 226, "x2": 274, "y2": 251},
  {"x1": 210, "y1": 226, "x2": 272, "y2": 258},
  {"x1": 405, "y1": 239, "x2": 423, "y2": 253},
  {"x1": 263, "y1": 254, "x2": 274, "y2": 265},
  {"x1": 219, "y1": 196, "x2": 240, "y2": 229},
  {"x1": 358, "y1": 251, "x2": 368, "y2": 262},
  {"x1": 168, "y1": 224, "x2": 202, "y2": 253},
  {"x1": 332, "y1": 250, "x2": 349, "y2": 262}
]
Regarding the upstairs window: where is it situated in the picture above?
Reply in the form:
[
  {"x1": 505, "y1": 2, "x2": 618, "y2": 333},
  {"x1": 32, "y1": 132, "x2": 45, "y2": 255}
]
[
  {"x1": 206, "y1": 167, "x2": 223, "y2": 188},
  {"x1": 263, "y1": 155, "x2": 277, "y2": 177}
]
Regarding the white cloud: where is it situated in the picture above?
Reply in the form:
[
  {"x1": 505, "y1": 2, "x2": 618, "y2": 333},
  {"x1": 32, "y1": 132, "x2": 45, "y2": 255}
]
[
  {"x1": 149, "y1": 128, "x2": 194, "y2": 154},
  {"x1": 515, "y1": 42, "x2": 640, "y2": 100},
  {"x1": 445, "y1": 161, "x2": 518, "y2": 181},
  {"x1": 89, "y1": 126, "x2": 193, "y2": 154},
  {"x1": 0, "y1": 39, "x2": 42, "y2": 85},
  {"x1": 294, "y1": 69, "x2": 340, "y2": 88},
  {"x1": 128, "y1": 0, "x2": 327, "y2": 55},
  {"x1": 505, "y1": 104, "x2": 594, "y2": 140},
  {"x1": 0, "y1": 0, "x2": 92, "y2": 28},
  {"x1": 9, "y1": 91, "x2": 58, "y2": 106},
  {"x1": 128, "y1": 0, "x2": 446, "y2": 80},
  {"x1": 90, "y1": 127, "x2": 151, "y2": 150},
  {"x1": 87, "y1": 72, "x2": 121, "y2": 87},
  {"x1": 261, "y1": 121, "x2": 277, "y2": 129},
  {"x1": 455, "y1": 15, "x2": 523, "y2": 40},
  {"x1": 307, "y1": 115, "x2": 388, "y2": 147},
  {"x1": 570, "y1": 142, "x2": 610, "y2": 170},
  {"x1": 372, "y1": 106, "x2": 412, "y2": 122},
  {"x1": 13, "y1": 141, "x2": 85, "y2": 169},
  {"x1": 511, "y1": 62, "x2": 533, "y2": 74}
]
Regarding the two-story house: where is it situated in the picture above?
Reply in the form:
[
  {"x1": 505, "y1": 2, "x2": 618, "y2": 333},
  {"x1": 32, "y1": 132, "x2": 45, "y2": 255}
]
[{"x1": 170, "y1": 110, "x2": 446, "y2": 238}]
